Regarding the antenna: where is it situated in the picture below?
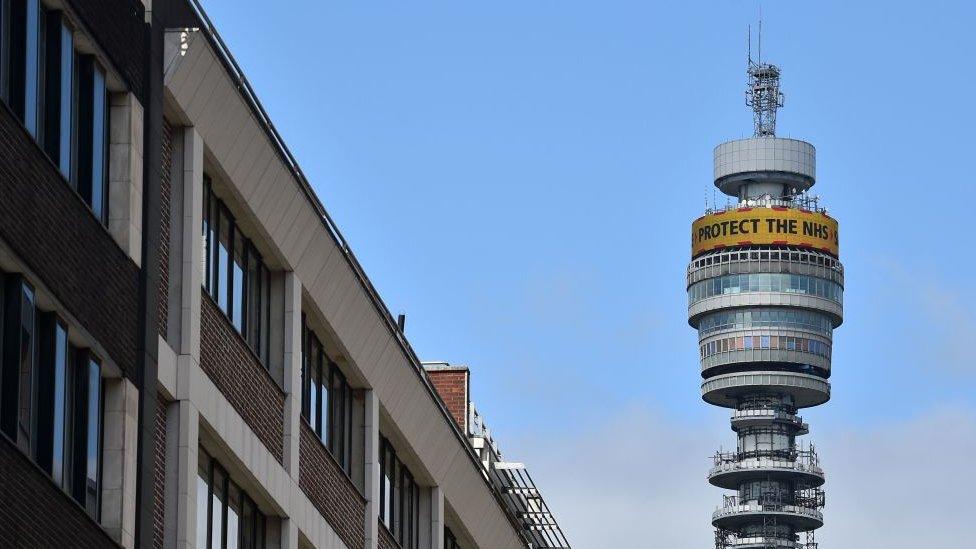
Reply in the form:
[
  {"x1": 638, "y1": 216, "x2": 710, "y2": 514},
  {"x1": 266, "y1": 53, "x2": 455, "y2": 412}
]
[
  {"x1": 758, "y1": 9, "x2": 762, "y2": 65},
  {"x1": 744, "y1": 17, "x2": 784, "y2": 137}
]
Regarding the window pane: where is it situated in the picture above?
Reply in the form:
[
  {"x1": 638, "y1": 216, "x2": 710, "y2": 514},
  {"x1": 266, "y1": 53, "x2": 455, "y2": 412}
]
[
  {"x1": 300, "y1": 318, "x2": 310, "y2": 422},
  {"x1": 203, "y1": 181, "x2": 212, "y2": 292},
  {"x1": 85, "y1": 357, "x2": 101, "y2": 516},
  {"x1": 308, "y1": 336, "x2": 319, "y2": 433},
  {"x1": 246, "y1": 246, "x2": 260, "y2": 351},
  {"x1": 318, "y1": 354, "x2": 328, "y2": 444},
  {"x1": 43, "y1": 12, "x2": 73, "y2": 178},
  {"x1": 227, "y1": 481, "x2": 241, "y2": 549},
  {"x1": 17, "y1": 282, "x2": 36, "y2": 452},
  {"x1": 261, "y1": 266, "x2": 270, "y2": 365},
  {"x1": 241, "y1": 498, "x2": 254, "y2": 549},
  {"x1": 211, "y1": 466, "x2": 225, "y2": 549},
  {"x1": 330, "y1": 367, "x2": 344, "y2": 463},
  {"x1": 90, "y1": 64, "x2": 106, "y2": 221},
  {"x1": 10, "y1": 0, "x2": 43, "y2": 135},
  {"x1": 52, "y1": 321, "x2": 68, "y2": 487},
  {"x1": 232, "y1": 229, "x2": 245, "y2": 331},
  {"x1": 217, "y1": 207, "x2": 230, "y2": 313},
  {"x1": 198, "y1": 451, "x2": 211, "y2": 549}
]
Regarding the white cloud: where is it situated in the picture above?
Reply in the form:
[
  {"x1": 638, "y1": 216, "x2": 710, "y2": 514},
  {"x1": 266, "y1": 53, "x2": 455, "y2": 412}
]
[{"x1": 510, "y1": 404, "x2": 976, "y2": 548}]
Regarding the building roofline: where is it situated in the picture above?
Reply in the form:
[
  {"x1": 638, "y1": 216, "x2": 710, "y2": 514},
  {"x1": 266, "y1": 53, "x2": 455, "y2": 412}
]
[{"x1": 179, "y1": 0, "x2": 527, "y2": 542}]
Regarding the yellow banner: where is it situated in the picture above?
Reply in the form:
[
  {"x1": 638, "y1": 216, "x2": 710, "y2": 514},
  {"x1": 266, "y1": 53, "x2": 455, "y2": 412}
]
[{"x1": 691, "y1": 208, "x2": 839, "y2": 258}]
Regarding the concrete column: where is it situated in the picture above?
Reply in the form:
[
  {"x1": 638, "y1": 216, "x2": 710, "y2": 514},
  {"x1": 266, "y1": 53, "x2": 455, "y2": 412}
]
[
  {"x1": 177, "y1": 126, "x2": 203, "y2": 363},
  {"x1": 174, "y1": 400, "x2": 200, "y2": 549},
  {"x1": 282, "y1": 271, "x2": 302, "y2": 478},
  {"x1": 108, "y1": 92, "x2": 145, "y2": 266},
  {"x1": 430, "y1": 486, "x2": 444, "y2": 549},
  {"x1": 101, "y1": 376, "x2": 140, "y2": 548},
  {"x1": 364, "y1": 390, "x2": 380, "y2": 549}
]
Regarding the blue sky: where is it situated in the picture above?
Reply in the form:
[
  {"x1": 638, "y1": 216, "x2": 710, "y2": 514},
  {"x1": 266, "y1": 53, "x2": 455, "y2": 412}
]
[{"x1": 202, "y1": 1, "x2": 976, "y2": 546}]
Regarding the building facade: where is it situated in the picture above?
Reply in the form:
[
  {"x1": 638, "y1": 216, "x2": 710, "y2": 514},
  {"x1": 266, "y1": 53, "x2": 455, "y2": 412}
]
[
  {"x1": 688, "y1": 57, "x2": 841, "y2": 548},
  {"x1": 0, "y1": 1, "x2": 566, "y2": 548}
]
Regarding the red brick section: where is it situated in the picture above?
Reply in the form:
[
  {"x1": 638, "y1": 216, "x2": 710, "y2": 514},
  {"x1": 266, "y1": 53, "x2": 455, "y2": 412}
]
[
  {"x1": 199, "y1": 291, "x2": 285, "y2": 462},
  {"x1": 377, "y1": 520, "x2": 399, "y2": 549},
  {"x1": 0, "y1": 435, "x2": 118, "y2": 548},
  {"x1": 156, "y1": 118, "x2": 173, "y2": 339},
  {"x1": 153, "y1": 393, "x2": 167, "y2": 549},
  {"x1": 427, "y1": 369, "x2": 469, "y2": 433},
  {"x1": 0, "y1": 103, "x2": 140, "y2": 381},
  {"x1": 298, "y1": 422, "x2": 366, "y2": 549}
]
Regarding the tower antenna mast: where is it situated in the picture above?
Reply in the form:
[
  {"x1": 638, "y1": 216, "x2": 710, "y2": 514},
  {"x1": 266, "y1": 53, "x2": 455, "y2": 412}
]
[{"x1": 745, "y1": 18, "x2": 783, "y2": 136}]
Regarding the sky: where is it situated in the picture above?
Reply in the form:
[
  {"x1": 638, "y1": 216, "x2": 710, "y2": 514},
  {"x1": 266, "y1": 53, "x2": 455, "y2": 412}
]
[{"x1": 200, "y1": 1, "x2": 976, "y2": 546}]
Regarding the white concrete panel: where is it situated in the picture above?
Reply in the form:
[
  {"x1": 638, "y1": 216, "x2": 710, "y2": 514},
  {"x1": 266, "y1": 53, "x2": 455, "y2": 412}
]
[
  {"x1": 269, "y1": 190, "x2": 307, "y2": 248},
  {"x1": 235, "y1": 144, "x2": 274, "y2": 205},
  {"x1": 184, "y1": 61, "x2": 223, "y2": 124},
  {"x1": 220, "y1": 118, "x2": 261, "y2": 183},
  {"x1": 171, "y1": 49, "x2": 217, "y2": 114}
]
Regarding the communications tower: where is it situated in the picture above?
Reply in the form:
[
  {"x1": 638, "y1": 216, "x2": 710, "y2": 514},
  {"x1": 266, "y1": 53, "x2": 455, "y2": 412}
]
[{"x1": 688, "y1": 34, "x2": 842, "y2": 549}]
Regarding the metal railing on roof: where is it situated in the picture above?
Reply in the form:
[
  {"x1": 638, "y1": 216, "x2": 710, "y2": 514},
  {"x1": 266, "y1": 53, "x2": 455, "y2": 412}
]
[
  {"x1": 490, "y1": 461, "x2": 572, "y2": 549},
  {"x1": 705, "y1": 193, "x2": 827, "y2": 215}
]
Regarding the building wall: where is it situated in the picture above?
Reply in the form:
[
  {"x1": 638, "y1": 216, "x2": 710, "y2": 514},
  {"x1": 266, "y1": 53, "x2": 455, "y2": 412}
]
[
  {"x1": 198, "y1": 292, "x2": 286, "y2": 463},
  {"x1": 66, "y1": 0, "x2": 148, "y2": 102},
  {"x1": 377, "y1": 522, "x2": 398, "y2": 549},
  {"x1": 299, "y1": 423, "x2": 367, "y2": 549},
  {"x1": 0, "y1": 435, "x2": 118, "y2": 548},
  {"x1": 0, "y1": 104, "x2": 140, "y2": 381}
]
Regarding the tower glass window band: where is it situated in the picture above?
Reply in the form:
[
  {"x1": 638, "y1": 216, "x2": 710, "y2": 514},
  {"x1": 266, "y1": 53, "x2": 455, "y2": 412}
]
[{"x1": 202, "y1": 177, "x2": 272, "y2": 364}]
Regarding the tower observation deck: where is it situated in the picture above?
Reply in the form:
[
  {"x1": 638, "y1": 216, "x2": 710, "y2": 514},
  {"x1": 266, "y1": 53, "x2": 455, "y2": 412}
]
[{"x1": 688, "y1": 44, "x2": 841, "y2": 549}]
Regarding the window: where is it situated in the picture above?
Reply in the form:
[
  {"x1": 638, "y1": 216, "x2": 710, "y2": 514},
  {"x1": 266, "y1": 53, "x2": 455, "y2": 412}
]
[
  {"x1": 689, "y1": 273, "x2": 842, "y2": 305},
  {"x1": 202, "y1": 178, "x2": 272, "y2": 364},
  {"x1": 0, "y1": 274, "x2": 104, "y2": 520},
  {"x1": 80, "y1": 354, "x2": 102, "y2": 516},
  {"x1": 1, "y1": 4, "x2": 114, "y2": 225},
  {"x1": 700, "y1": 334, "x2": 831, "y2": 360},
  {"x1": 445, "y1": 528, "x2": 461, "y2": 549},
  {"x1": 1, "y1": 275, "x2": 36, "y2": 453},
  {"x1": 198, "y1": 448, "x2": 268, "y2": 549},
  {"x1": 43, "y1": 10, "x2": 73, "y2": 178},
  {"x1": 300, "y1": 316, "x2": 355, "y2": 474},
  {"x1": 6, "y1": 0, "x2": 42, "y2": 136},
  {"x1": 379, "y1": 437, "x2": 420, "y2": 549},
  {"x1": 35, "y1": 314, "x2": 71, "y2": 487},
  {"x1": 75, "y1": 55, "x2": 109, "y2": 223}
]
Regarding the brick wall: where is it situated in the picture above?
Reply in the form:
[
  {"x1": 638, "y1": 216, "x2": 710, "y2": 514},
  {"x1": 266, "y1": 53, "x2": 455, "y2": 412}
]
[
  {"x1": 427, "y1": 369, "x2": 469, "y2": 433},
  {"x1": 0, "y1": 104, "x2": 140, "y2": 380},
  {"x1": 66, "y1": 0, "x2": 147, "y2": 102},
  {"x1": 378, "y1": 519, "x2": 399, "y2": 549},
  {"x1": 156, "y1": 119, "x2": 173, "y2": 339},
  {"x1": 152, "y1": 393, "x2": 167, "y2": 549},
  {"x1": 0, "y1": 435, "x2": 118, "y2": 548},
  {"x1": 199, "y1": 291, "x2": 284, "y2": 462},
  {"x1": 299, "y1": 423, "x2": 366, "y2": 549}
]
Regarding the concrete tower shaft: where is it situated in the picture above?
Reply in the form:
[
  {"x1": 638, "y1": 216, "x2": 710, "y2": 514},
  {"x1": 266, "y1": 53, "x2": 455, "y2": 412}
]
[{"x1": 689, "y1": 57, "x2": 841, "y2": 549}]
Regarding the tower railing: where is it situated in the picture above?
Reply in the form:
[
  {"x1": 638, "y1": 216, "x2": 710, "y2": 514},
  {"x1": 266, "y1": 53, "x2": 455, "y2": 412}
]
[{"x1": 712, "y1": 447, "x2": 820, "y2": 467}]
